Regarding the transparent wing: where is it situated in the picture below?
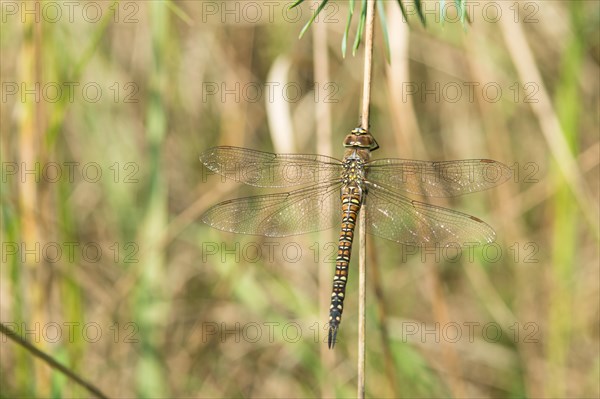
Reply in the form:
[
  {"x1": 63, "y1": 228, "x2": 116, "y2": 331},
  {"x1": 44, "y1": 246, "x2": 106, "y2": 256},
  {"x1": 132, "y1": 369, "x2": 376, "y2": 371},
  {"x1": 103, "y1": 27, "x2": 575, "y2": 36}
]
[
  {"x1": 365, "y1": 182, "x2": 496, "y2": 246},
  {"x1": 367, "y1": 158, "x2": 512, "y2": 197},
  {"x1": 201, "y1": 182, "x2": 342, "y2": 236},
  {"x1": 200, "y1": 146, "x2": 342, "y2": 188}
]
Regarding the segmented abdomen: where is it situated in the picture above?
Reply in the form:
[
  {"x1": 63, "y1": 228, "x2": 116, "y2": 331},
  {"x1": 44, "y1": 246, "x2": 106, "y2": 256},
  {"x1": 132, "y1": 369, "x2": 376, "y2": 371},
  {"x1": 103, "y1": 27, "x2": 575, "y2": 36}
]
[{"x1": 328, "y1": 185, "x2": 362, "y2": 348}]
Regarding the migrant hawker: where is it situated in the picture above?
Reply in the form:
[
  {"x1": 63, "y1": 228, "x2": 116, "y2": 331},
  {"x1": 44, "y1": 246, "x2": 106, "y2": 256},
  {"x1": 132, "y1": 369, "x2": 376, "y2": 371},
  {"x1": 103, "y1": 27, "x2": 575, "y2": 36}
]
[{"x1": 200, "y1": 127, "x2": 511, "y2": 348}]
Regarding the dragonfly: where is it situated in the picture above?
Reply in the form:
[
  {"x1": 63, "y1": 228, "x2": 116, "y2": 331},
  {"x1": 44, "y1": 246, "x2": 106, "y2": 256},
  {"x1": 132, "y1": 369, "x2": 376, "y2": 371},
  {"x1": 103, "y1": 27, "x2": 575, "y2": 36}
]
[{"x1": 200, "y1": 127, "x2": 511, "y2": 348}]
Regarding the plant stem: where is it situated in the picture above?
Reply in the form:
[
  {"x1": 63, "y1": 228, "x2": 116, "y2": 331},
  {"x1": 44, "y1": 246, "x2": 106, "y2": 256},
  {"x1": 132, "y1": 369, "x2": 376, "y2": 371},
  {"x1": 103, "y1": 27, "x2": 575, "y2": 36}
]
[
  {"x1": 0, "y1": 323, "x2": 110, "y2": 399},
  {"x1": 358, "y1": 0, "x2": 376, "y2": 398},
  {"x1": 360, "y1": 1, "x2": 376, "y2": 127}
]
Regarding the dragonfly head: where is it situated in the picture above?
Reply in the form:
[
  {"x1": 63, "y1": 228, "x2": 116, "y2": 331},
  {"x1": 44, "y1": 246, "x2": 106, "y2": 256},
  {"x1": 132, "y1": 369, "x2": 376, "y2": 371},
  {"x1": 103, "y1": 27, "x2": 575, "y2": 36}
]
[{"x1": 343, "y1": 127, "x2": 379, "y2": 151}]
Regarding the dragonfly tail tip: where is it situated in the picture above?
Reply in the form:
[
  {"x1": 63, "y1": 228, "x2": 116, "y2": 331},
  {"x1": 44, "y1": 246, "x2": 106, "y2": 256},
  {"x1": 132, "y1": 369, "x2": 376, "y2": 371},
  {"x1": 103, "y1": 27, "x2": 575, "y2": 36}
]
[{"x1": 328, "y1": 326, "x2": 338, "y2": 349}]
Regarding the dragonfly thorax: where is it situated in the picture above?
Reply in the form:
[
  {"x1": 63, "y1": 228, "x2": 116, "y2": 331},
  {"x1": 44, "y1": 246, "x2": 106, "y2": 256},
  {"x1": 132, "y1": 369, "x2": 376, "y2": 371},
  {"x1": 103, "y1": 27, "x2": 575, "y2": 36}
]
[
  {"x1": 343, "y1": 127, "x2": 379, "y2": 151},
  {"x1": 341, "y1": 157, "x2": 367, "y2": 186},
  {"x1": 341, "y1": 129, "x2": 372, "y2": 186}
]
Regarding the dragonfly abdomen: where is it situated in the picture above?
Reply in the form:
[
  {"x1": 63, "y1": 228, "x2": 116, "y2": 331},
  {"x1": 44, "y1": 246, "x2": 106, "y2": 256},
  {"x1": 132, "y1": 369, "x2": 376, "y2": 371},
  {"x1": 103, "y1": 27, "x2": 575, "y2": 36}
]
[{"x1": 328, "y1": 185, "x2": 362, "y2": 349}]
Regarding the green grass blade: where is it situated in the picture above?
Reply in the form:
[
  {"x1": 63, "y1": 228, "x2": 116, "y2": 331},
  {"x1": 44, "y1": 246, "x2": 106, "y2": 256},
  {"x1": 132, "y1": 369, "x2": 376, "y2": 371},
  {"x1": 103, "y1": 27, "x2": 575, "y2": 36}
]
[
  {"x1": 440, "y1": 0, "x2": 446, "y2": 26},
  {"x1": 135, "y1": 2, "x2": 170, "y2": 397},
  {"x1": 548, "y1": 3, "x2": 585, "y2": 396},
  {"x1": 166, "y1": 0, "x2": 193, "y2": 25}
]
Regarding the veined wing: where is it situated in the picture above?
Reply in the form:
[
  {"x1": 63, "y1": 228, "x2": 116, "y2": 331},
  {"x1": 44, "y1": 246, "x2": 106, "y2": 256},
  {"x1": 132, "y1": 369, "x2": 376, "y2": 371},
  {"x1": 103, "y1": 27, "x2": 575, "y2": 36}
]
[
  {"x1": 365, "y1": 181, "x2": 496, "y2": 246},
  {"x1": 366, "y1": 159, "x2": 512, "y2": 197},
  {"x1": 200, "y1": 146, "x2": 342, "y2": 188},
  {"x1": 201, "y1": 182, "x2": 342, "y2": 236}
]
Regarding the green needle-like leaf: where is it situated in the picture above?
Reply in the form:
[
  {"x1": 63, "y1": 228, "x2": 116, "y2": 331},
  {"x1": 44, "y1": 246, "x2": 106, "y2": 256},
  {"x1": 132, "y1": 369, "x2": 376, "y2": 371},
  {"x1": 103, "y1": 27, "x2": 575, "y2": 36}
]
[
  {"x1": 298, "y1": 0, "x2": 330, "y2": 39},
  {"x1": 296, "y1": 0, "x2": 467, "y2": 54},
  {"x1": 342, "y1": 0, "x2": 355, "y2": 57},
  {"x1": 415, "y1": 0, "x2": 427, "y2": 26},
  {"x1": 377, "y1": 0, "x2": 391, "y2": 61},
  {"x1": 352, "y1": 0, "x2": 367, "y2": 56},
  {"x1": 455, "y1": 0, "x2": 471, "y2": 24},
  {"x1": 455, "y1": 0, "x2": 463, "y2": 23},
  {"x1": 289, "y1": 0, "x2": 305, "y2": 9},
  {"x1": 395, "y1": 0, "x2": 410, "y2": 25}
]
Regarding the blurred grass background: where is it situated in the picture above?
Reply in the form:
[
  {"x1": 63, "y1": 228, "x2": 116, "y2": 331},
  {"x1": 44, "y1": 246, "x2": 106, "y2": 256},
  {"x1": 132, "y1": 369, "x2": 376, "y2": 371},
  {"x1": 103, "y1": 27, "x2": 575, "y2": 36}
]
[{"x1": 1, "y1": 1, "x2": 599, "y2": 398}]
